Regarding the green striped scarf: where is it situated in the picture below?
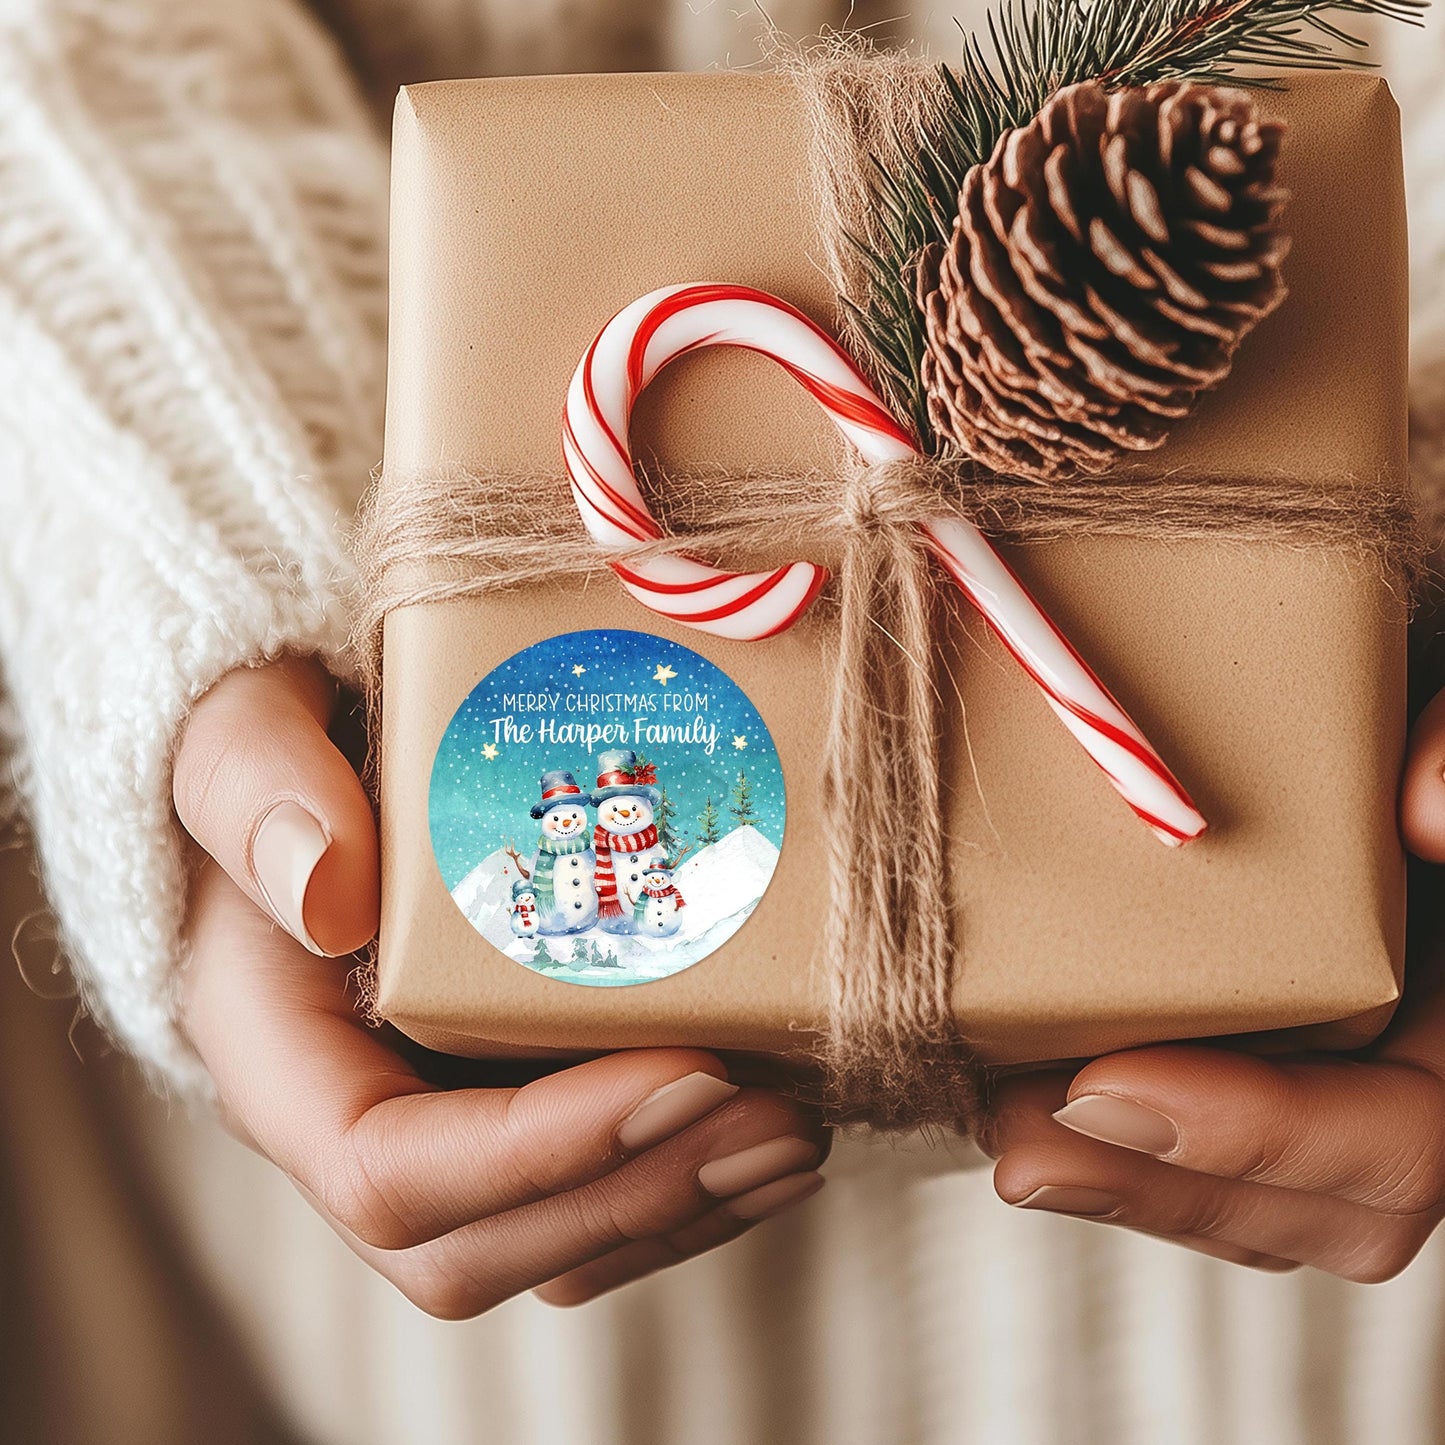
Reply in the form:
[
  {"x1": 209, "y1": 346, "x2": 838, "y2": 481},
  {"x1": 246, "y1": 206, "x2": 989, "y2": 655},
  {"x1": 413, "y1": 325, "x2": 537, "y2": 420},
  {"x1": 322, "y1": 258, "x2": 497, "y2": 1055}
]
[{"x1": 533, "y1": 834, "x2": 590, "y2": 913}]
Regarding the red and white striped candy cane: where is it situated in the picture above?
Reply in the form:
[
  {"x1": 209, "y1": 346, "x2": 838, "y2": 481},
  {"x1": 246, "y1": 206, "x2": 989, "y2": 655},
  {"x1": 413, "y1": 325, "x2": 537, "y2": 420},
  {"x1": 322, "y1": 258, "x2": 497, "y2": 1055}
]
[{"x1": 562, "y1": 282, "x2": 1205, "y2": 846}]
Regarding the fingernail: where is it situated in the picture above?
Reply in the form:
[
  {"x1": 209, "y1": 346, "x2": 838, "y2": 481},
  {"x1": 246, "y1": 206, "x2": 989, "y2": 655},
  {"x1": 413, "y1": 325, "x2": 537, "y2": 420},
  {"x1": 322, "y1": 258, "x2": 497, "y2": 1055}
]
[
  {"x1": 617, "y1": 1072, "x2": 738, "y2": 1153},
  {"x1": 251, "y1": 801, "x2": 331, "y2": 955},
  {"x1": 722, "y1": 1171, "x2": 826, "y2": 1222},
  {"x1": 697, "y1": 1136, "x2": 819, "y2": 1199},
  {"x1": 1053, "y1": 1095, "x2": 1180, "y2": 1157},
  {"x1": 1013, "y1": 1185, "x2": 1120, "y2": 1217}
]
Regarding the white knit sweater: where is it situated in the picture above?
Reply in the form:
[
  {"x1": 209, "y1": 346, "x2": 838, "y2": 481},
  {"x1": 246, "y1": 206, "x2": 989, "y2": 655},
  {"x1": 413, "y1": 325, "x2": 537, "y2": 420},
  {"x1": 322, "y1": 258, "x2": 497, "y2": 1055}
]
[
  {"x1": 2, "y1": 0, "x2": 1443, "y2": 1086},
  {"x1": 0, "y1": 0, "x2": 395, "y2": 1089}
]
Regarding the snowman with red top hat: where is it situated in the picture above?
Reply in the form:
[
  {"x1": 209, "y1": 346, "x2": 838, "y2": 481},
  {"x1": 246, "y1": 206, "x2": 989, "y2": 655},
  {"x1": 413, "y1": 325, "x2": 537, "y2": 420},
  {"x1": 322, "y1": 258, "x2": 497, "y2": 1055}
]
[{"x1": 591, "y1": 749, "x2": 668, "y2": 936}]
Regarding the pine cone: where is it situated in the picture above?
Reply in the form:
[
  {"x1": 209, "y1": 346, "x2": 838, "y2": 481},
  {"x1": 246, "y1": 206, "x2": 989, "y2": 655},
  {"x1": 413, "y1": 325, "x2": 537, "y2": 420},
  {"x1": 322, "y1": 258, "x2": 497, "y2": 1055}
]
[{"x1": 916, "y1": 80, "x2": 1289, "y2": 480}]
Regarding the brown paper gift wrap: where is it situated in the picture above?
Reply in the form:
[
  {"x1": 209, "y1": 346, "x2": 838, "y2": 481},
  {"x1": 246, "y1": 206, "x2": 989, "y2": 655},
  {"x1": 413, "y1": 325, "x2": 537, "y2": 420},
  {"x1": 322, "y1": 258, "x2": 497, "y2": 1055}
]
[{"x1": 376, "y1": 70, "x2": 1408, "y2": 1069}]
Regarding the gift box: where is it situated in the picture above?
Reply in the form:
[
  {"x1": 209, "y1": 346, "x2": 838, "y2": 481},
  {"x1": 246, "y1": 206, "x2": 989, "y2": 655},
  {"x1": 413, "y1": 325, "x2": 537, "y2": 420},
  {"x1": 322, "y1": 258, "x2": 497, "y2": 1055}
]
[{"x1": 373, "y1": 68, "x2": 1408, "y2": 1080}]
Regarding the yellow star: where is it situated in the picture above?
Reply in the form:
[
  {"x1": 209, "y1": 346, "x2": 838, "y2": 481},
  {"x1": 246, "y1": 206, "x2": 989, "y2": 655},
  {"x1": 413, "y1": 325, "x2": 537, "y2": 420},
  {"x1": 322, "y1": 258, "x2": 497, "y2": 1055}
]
[
  {"x1": 732, "y1": 734, "x2": 748, "y2": 750},
  {"x1": 481, "y1": 742, "x2": 499, "y2": 760},
  {"x1": 572, "y1": 664, "x2": 586, "y2": 677},
  {"x1": 653, "y1": 663, "x2": 677, "y2": 686}
]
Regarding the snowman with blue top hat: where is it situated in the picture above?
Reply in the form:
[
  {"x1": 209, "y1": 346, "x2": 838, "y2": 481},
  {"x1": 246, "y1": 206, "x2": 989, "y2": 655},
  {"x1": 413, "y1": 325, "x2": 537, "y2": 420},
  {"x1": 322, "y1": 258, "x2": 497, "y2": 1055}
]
[
  {"x1": 591, "y1": 748, "x2": 669, "y2": 936},
  {"x1": 508, "y1": 876, "x2": 541, "y2": 941},
  {"x1": 633, "y1": 860, "x2": 686, "y2": 938},
  {"x1": 526, "y1": 769, "x2": 597, "y2": 935}
]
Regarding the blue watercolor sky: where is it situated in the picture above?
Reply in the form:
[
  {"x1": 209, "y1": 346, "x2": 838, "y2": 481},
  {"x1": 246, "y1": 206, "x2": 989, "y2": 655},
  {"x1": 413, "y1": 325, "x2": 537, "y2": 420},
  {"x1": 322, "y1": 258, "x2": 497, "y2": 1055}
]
[{"x1": 429, "y1": 629, "x2": 786, "y2": 889}]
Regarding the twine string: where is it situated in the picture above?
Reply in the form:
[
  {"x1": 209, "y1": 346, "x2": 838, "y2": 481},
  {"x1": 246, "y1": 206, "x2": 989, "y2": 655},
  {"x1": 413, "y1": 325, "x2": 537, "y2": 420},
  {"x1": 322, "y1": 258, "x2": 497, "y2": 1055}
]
[
  {"x1": 357, "y1": 452, "x2": 1419, "y2": 1130},
  {"x1": 357, "y1": 458, "x2": 1420, "y2": 658},
  {"x1": 818, "y1": 463, "x2": 978, "y2": 1126}
]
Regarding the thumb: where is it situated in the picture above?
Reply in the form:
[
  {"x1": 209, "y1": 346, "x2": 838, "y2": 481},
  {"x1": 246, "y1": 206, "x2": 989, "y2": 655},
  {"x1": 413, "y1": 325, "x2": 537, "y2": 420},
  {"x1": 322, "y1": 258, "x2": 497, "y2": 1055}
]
[
  {"x1": 173, "y1": 657, "x2": 379, "y2": 955},
  {"x1": 1402, "y1": 686, "x2": 1445, "y2": 864}
]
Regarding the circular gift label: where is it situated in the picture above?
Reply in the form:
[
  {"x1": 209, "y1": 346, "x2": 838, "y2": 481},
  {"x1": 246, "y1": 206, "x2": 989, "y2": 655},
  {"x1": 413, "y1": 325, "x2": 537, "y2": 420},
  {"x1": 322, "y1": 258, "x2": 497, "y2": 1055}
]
[{"x1": 429, "y1": 629, "x2": 785, "y2": 986}]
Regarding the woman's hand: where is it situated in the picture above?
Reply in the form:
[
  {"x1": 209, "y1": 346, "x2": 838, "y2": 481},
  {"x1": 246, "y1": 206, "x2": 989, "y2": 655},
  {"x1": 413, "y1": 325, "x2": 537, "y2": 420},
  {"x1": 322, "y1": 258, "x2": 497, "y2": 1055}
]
[
  {"x1": 983, "y1": 689, "x2": 1445, "y2": 1282},
  {"x1": 172, "y1": 659, "x2": 828, "y2": 1316}
]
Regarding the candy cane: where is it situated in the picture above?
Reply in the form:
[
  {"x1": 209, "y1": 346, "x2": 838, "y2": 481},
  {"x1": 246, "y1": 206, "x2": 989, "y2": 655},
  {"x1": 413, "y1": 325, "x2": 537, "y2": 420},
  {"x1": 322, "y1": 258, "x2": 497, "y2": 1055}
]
[{"x1": 562, "y1": 282, "x2": 1205, "y2": 846}]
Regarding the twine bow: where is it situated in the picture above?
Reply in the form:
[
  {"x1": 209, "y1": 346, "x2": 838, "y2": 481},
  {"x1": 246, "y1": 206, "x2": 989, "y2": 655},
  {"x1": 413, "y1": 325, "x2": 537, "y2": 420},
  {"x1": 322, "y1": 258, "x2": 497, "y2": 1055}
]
[{"x1": 359, "y1": 448, "x2": 1418, "y2": 1129}]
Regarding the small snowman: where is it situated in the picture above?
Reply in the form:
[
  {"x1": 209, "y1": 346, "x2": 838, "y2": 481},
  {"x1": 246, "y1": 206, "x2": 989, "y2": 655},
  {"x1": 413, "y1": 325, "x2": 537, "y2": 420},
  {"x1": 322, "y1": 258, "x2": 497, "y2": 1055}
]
[
  {"x1": 508, "y1": 878, "x2": 540, "y2": 941},
  {"x1": 527, "y1": 769, "x2": 598, "y2": 935},
  {"x1": 590, "y1": 749, "x2": 668, "y2": 935},
  {"x1": 633, "y1": 862, "x2": 686, "y2": 938}
]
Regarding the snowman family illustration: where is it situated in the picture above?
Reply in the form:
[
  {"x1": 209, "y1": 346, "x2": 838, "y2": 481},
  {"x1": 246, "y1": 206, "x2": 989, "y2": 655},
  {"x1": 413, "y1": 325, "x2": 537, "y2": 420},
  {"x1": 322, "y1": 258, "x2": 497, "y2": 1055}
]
[{"x1": 505, "y1": 750, "x2": 688, "y2": 941}]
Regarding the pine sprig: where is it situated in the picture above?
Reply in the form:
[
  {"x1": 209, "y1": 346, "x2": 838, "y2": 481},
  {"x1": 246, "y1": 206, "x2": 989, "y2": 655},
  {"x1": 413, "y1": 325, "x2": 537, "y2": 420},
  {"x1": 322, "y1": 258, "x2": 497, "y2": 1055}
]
[{"x1": 853, "y1": 0, "x2": 1427, "y2": 448}]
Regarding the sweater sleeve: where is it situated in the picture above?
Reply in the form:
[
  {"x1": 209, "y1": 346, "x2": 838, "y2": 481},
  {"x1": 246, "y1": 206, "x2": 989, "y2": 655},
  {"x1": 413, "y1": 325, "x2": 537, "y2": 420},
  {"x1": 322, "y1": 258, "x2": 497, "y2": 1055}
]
[
  {"x1": 1377, "y1": 19, "x2": 1445, "y2": 547},
  {"x1": 0, "y1": 0, "x2": 390, "y2": 1093}
]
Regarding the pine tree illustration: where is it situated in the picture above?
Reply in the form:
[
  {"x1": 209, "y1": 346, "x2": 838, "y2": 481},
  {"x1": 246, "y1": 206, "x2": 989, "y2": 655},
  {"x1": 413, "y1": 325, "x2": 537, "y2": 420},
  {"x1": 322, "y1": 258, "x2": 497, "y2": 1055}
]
[
  {"x1": 729, "y1": 769, "x2": 759, "y2": 829},
  {"x1": 698, "y1": 795, "x2": 722, "y2": 846},
  {"x1": 654, "y1": 785, "x2": 685, "y2": 858},
  {"x1": 533, "y1": 938, "x2": 559, "y2": 970}
]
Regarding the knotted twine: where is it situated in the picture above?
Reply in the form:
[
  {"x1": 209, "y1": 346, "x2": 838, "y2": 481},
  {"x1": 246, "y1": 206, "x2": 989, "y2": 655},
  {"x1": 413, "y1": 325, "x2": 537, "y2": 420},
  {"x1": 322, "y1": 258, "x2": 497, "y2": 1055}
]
[
  {"x1": 356, "y1": 54, "x2": 1424, "y2": 1131},
  {"x1": 357, "y1": 454, "x2": 1421, "y2": 1130}
]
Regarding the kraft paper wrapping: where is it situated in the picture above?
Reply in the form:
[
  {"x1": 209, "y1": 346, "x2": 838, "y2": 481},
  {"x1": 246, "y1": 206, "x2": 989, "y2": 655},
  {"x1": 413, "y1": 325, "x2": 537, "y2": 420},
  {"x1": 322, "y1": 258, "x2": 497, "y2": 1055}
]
[{"x1": 376, "y1": 70, "x2": 1408, "y2": 1068}]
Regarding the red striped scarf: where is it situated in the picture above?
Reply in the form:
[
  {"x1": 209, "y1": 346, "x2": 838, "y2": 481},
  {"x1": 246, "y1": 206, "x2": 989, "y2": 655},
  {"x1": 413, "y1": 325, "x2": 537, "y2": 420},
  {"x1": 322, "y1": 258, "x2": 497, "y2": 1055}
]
[
  {"x1": 633, "y1": 882, "x2": 686, "y2": 923},
  {"x1": 594, "y1": 823, "x2": 659, "y2": 918}
]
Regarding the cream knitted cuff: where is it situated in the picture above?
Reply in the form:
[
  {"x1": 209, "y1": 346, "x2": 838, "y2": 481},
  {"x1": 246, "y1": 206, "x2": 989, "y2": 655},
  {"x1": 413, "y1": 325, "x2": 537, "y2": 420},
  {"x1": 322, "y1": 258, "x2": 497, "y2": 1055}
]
[{"x1": 0, "y1": 0, "x2": 387, "y2": 1093}]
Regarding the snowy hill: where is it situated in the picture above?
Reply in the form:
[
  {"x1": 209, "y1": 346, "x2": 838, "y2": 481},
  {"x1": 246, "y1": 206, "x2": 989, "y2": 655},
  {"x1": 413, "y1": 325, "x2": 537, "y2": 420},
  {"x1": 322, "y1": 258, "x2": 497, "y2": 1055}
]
[
  {"x1": 673, "y1": 826, "x2": 779, "y2": 941},
  {"x1": 451, "y1": 847, "x2": 522, "y2": 952},
  {"x1": 448, "y1": 826, "x2": 781, "y2": 985}
]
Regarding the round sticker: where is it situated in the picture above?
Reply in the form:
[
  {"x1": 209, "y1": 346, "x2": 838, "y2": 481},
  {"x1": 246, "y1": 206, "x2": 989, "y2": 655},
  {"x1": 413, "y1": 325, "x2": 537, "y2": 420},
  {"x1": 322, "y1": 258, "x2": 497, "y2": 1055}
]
[{"x1": 430, "y1": 629, "x2": 785, "y2": 985}]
